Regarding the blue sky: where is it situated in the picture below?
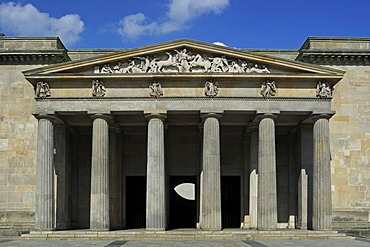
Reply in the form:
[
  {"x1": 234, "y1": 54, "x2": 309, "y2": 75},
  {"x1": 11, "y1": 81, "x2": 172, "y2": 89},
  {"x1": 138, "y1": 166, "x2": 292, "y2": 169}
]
[{"x1": 0, "y1": 0, "x2": 369, "y2": 50}]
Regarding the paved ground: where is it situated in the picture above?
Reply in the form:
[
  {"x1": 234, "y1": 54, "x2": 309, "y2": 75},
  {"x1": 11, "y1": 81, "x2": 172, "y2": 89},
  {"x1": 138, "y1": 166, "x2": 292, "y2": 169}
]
[{"x1": 0, "y1": 239, "x2": 369, "y2": 247}]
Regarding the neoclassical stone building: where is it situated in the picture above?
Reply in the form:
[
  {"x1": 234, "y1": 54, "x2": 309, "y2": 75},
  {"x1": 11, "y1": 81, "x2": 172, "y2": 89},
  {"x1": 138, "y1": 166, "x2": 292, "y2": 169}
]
[{"x1": 0, "y1": 37, "x2": 369, "y2": 234}]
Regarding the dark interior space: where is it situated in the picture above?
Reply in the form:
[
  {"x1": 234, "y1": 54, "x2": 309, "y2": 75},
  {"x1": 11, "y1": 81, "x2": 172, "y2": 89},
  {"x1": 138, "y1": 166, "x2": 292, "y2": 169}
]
[
  {"x1": 126, "y1": 176, "x2": 146, "y2": 229},
  {"x1": 221, "y1": 176, "x2": 241, "y2": 229}
]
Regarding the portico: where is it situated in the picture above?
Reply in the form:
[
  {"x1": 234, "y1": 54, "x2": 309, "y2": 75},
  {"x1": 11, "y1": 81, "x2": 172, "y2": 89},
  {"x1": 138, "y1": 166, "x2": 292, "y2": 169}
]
[{"x1": 25, "y1": 39, "x2": 343, "y2": 232}]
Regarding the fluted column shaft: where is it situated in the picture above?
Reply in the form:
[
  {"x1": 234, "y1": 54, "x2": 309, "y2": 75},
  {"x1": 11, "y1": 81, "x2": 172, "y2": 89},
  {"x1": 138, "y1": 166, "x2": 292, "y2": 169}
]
[
  {"x1": 35, "y1": 115, "x2": 55, "y2": 230},
  {"x1": 146, "y1": 113, "x2": 166, "y2": 230},
  {"x1": 90, "y1": 114, "x2": 111, "y2": 230},
  {"x1": 200, "y1": 113, "x2": 222, "y2": 230},
  {"x1": 257, "y1": 114, "x2": 277, "y2": 230},
  {"x1": 313, "y1": 115, "x2": 332, "y2": 230},
  {"x1": 249, "y1": 127, "x2": 258, "y2": 229}
]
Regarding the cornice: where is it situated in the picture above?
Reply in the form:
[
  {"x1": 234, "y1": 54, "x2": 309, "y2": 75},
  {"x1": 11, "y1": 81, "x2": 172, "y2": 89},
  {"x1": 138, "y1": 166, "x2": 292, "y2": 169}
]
[
  {"x1": 0, "y1": 50, "x2": 70, "y2": 65},
  {"x1": 22, "y1": 39, "x2": 345, "y2": 76},
  {"x1": 297, "y1": 50, "x2": 370, "y2": 66},
  {"x1": 24, "y1": 72, "x2": 344, "y2": 81}
]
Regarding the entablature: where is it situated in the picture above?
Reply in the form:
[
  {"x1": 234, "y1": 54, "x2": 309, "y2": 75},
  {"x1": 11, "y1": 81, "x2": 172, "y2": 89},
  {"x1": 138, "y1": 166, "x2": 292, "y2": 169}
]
[{"x1": 33, "y1": 97, "x2": 332, "y2": 116}]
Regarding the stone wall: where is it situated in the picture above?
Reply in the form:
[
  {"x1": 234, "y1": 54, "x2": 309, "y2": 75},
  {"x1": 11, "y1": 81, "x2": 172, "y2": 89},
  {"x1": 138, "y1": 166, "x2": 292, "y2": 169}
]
[
  {"x1": 0, "y1": 64, "x2": 39, "y2": 231},
  {"x1": 329, "y1": 66, "x2": 370, "y2": 228},
  {"x1": 0, "y1": 37, "x2": 70, "y2": 233}
]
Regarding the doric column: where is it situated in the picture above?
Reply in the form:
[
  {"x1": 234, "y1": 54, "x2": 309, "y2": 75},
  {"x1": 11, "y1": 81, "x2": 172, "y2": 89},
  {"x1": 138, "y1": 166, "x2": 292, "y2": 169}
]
[
  {"x1": 200, "y1": 113, "x2": 222, "y2": 230},
  {"x1": 312, "y1": 114, "x2": 332, "y2": 230},
  {"x1": 249, "y1": 126, "x2": 258, "y2": 229},
  {"x1": 54, "y1": 125, "x2": 70, "y2": 229},
  {"x1": 145, "y1": 111, "x2": 166, "y2": 230},
  {"x1": 35, "y1": 115, "x2": 55, "y2": 230},
  {"x1": 90, "y1": 114, "x2": 112, "y2": 230},
  {"x1": 257, "y1": 113, "x2": 277, "y2": 230}
]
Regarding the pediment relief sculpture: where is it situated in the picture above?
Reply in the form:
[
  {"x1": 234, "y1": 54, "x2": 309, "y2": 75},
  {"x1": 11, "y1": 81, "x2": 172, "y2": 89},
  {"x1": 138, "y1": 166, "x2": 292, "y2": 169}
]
[
  {"x1": 316, "y1": 80, "x2": 333, "y2": 98},
  {"x1": 35, "y1": 81, "x2": 51, "y2": 98},
  {"x1": 149, "y1": 81, "x2": 163, "y2": 98},
  {"x1": 95, "y1": 48, "x2": 270, "y2": 74},
  {"x1": 92, "y1": 79, "x2": 106, "y2": 97},
  {"x1": 260, "y1": 80, "x2": 276, "y2": 98}
]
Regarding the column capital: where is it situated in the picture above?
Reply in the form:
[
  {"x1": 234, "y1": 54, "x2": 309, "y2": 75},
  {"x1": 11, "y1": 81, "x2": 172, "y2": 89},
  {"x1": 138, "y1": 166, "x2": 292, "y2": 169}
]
[
  {"x1": 201, "y1": 112, "x2": 222, "y2": 120},
  {"x1": 144, "y1": 110, "x2": 167, "y2": 121},
  {"x1": 310, "y1": 112, "x2": 334, "y2": 122},
  {"x1": 255, "y1": 112, "x2": 278, "y2": 122},
  {"x1": 35, "y1": 114, "x2": 57, "y2": 121},
  {"x1": 90, "y1": 113, "x2": 114, "y2": 123}
]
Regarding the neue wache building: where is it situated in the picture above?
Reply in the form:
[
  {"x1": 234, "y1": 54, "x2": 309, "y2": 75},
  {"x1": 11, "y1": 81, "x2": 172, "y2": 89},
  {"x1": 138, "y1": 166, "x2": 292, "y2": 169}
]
[{"x1": 0, "y1": 37, "x2": 369, "y2": 236}]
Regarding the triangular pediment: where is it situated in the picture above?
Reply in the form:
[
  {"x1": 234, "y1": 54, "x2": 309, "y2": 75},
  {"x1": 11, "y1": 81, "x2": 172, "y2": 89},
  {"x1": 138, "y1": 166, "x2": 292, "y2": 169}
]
[{"x1": 23, "y1": 39, "x2": 344, "y2": 80}]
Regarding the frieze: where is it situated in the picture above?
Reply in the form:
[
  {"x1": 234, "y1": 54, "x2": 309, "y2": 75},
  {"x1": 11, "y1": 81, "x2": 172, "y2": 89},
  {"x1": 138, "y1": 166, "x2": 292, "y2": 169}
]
[
  {"x1": 35, "y1": 97, "x2": 331, "y2": 102},
  {"x1": 94, "y1": 49, "x2": 271, "y2": 74}
]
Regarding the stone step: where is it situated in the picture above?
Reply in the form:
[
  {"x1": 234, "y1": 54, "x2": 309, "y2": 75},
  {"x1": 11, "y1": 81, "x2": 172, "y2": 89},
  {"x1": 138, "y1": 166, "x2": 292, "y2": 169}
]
[{"x1": 21, "y1": 230, "x2": 354, "y2": 240}]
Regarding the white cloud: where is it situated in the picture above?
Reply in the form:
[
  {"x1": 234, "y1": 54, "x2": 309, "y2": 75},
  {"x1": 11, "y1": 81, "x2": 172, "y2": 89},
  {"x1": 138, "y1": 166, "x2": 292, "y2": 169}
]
[
  {"x1": 118, "y1": 0, "x2": 229, "y2": 39},
  {"x1": 118, "y1": 13, "x2": 159, "y2": 38},
  {"x1": 0, "y1": 2, "x2": 84, "y2": 46},
  {"x1": 213, "y1": 41, "x2": 227, "y2": 47}
]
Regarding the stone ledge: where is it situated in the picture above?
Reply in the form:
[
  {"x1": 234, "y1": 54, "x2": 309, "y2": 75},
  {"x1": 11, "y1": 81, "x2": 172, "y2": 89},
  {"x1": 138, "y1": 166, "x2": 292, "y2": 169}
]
[{"x1": 21, "y1": 229, "x2": 354, "y2": 240}]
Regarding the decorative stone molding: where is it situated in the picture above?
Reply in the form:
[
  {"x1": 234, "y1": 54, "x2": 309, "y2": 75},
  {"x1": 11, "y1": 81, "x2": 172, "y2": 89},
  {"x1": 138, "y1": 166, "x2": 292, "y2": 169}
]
[
  {"x1": 316, "y1": 81, "x2": 333, "y2": 98},
  {"x1": 149, "y1": 81, "x2": 163, "y2": 98},
  {"x1": 298, "y1": 53, "x2": 370, "y2": 66},
  {"x1": 260, "y1": 80, "x2": 276, "y2": 98},
  {"x1": 95, "y1": 49, "x2": 271, "y2": 74},
  {"x1": 35, "y1": 81, "x2": 51, "y2": 98},
  {"x1": 0, "y1": 53, "x2": 70, "y2": 65},
  {"x1": 204, "y1": 80, "x2": 219, "y2": 97},
  {"x1": 92, "y1": 79, "x2": 106, "y2": 97}
]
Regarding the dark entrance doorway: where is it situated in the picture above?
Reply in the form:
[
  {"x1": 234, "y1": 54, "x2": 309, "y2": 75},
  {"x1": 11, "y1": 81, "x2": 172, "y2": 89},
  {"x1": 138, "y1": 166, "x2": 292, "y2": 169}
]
[
  {"x1": 169, "y1": 176, "x2": 197, "y2": 229},
  {"x1": 126, "y1": 176, "x2": 146, "y2": 229},
  {"x1": 221, "y1": 176, "x2": 241, "y2": 228}
]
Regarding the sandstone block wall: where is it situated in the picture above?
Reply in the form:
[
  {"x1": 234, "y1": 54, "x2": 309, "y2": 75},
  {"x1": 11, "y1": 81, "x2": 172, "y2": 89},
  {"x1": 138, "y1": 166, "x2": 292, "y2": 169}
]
[
  {"x1": 329, "y1": 66, "x2": 370, "y2": 227},
  {"x1": 0, "y1": 65, "x2": 39, "y2": 230}
]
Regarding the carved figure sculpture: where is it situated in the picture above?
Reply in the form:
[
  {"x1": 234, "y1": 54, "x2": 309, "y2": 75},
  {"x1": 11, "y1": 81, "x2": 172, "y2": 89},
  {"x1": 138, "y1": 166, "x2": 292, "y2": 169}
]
[
  {"x1": 101, "y1": 64, "x2": 113, "y2": 73},
  {"x1": 156, "y1": 52, "x2": 177, "y2": 73},
  {"x1": 135, "y1": 56, "x2": 150, "y2": 73},
  {"x1": 260, "y1": 80, "x2": 276, "y2": 98},
  {"x1": 96, "y1": 49, "x2": 271, "y2": 75},
  {"x1": 92, "y1": 79, "x2": 106, "y2": 97},
  {"x1": 209, "y1": 56, "x2": 229, "y2": 72},
  {"x1": 229, "y1": 61, "x2": 243, "y2": 73},
  {"x1": 190, "y1": 54, "x2": 212, "y2": 72},
  {"x1": 316, "y1": 81, "x2": 333, "y2": 98},
  {"x1": 204, "y1": 80, "x2": 219, "y2": 97},
  {"x1": 175, "y1": 49, "x2": 192, "y2": 72},
  {"x1": 35, "y1": 81, "x2": 51, "y2": 98},
  {"x1": 149, "y1": 81, "x2": 163, "y2": 98}
]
